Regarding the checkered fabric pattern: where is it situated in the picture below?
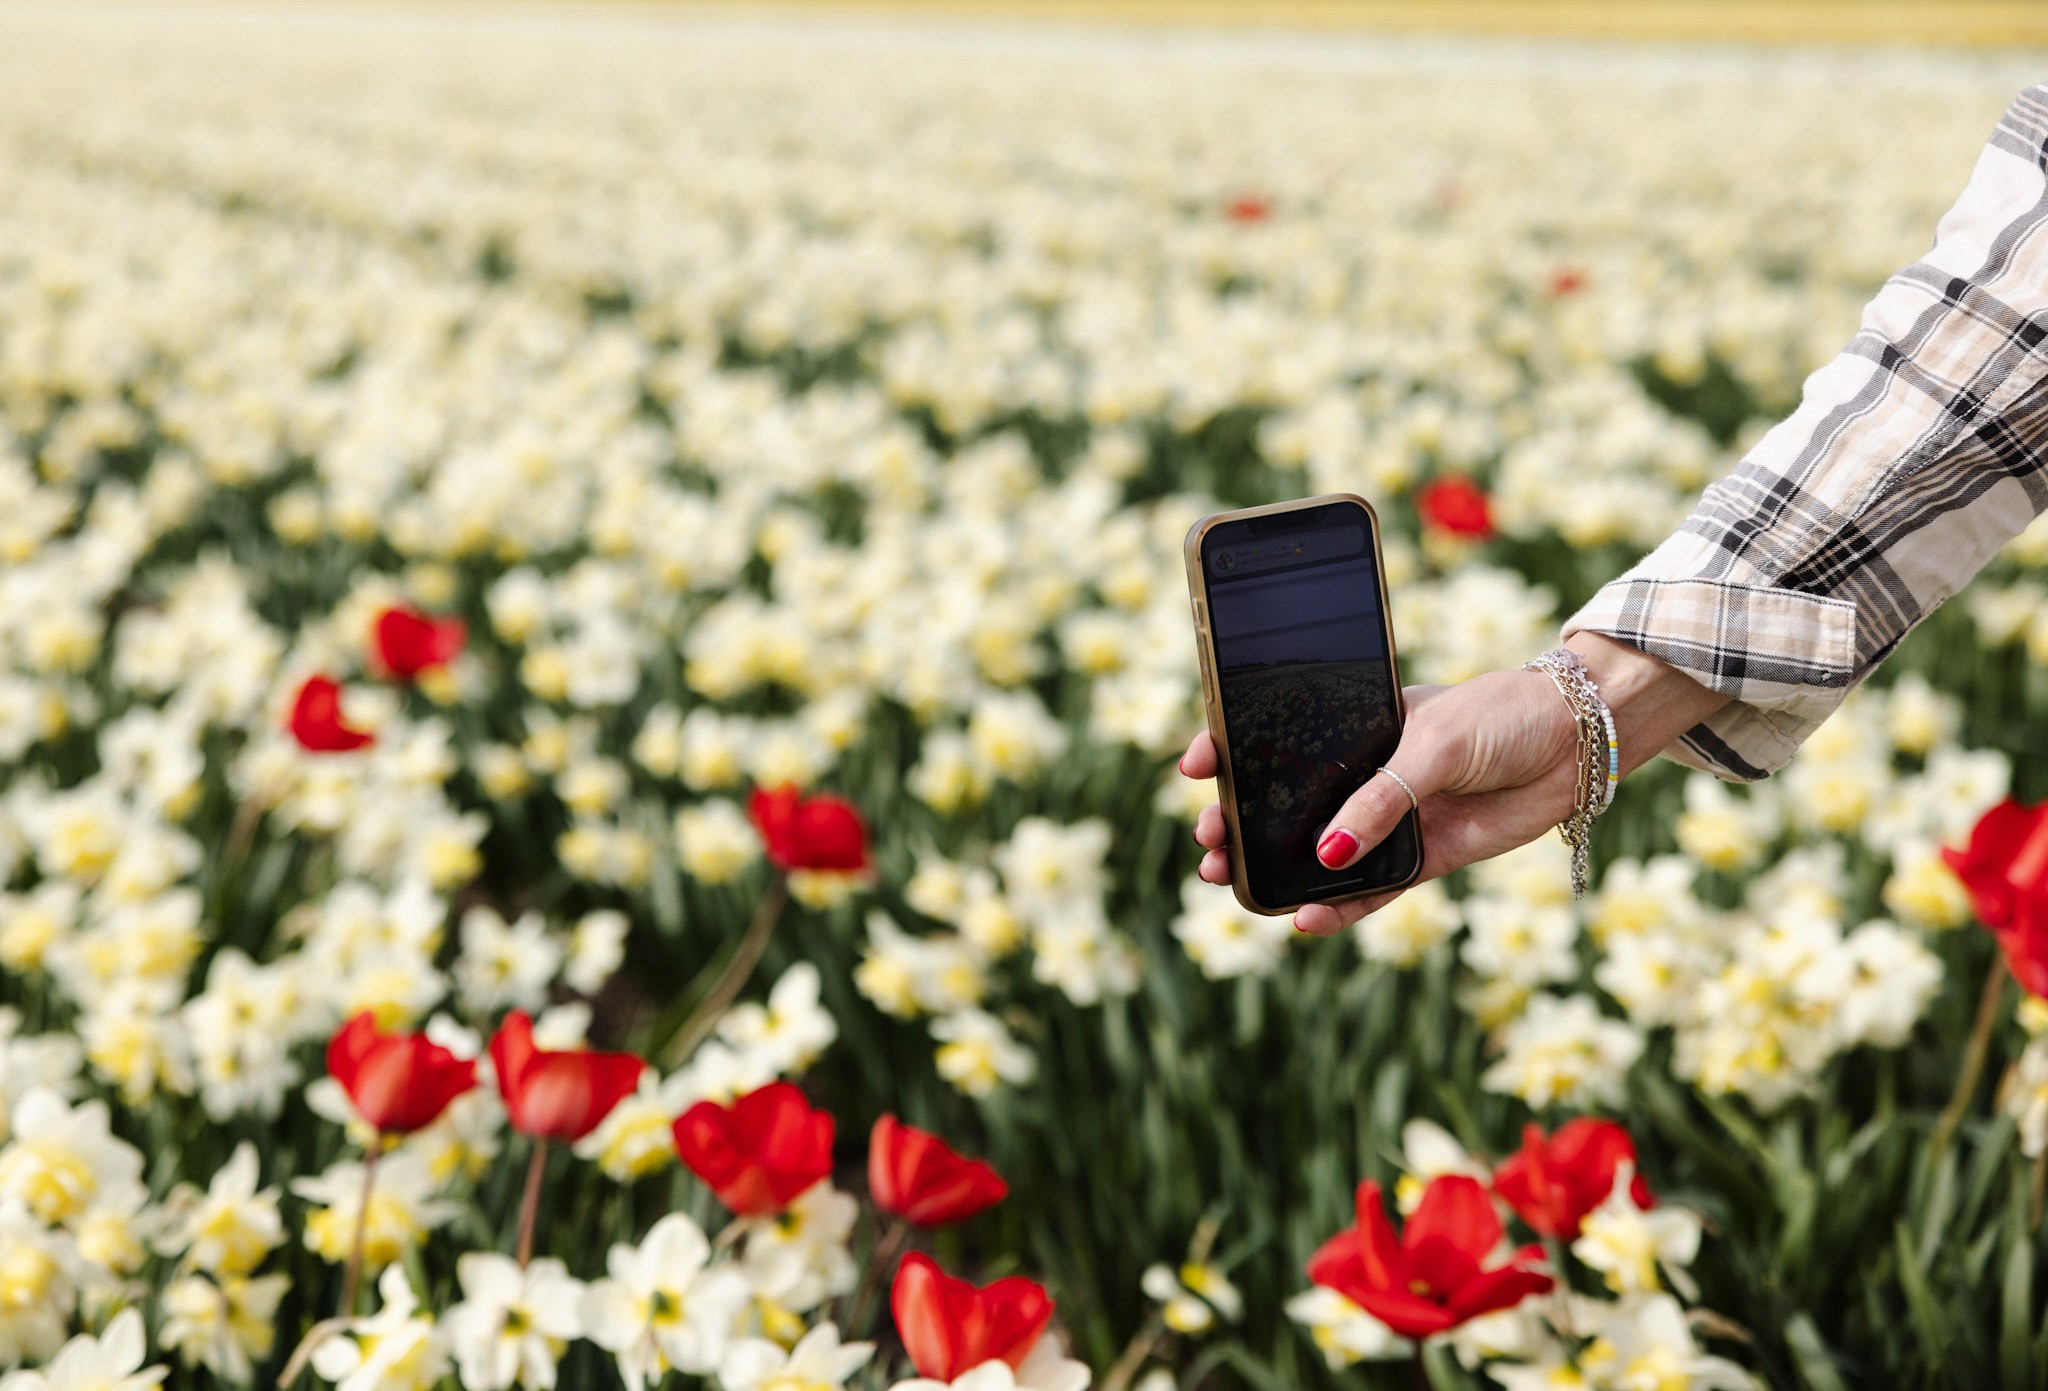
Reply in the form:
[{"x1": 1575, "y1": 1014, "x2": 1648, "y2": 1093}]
[{"x1": 1563, "y1": 83, "x2": 2048, "y2": 781}]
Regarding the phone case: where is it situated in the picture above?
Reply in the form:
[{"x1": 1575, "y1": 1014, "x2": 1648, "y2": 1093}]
[{"x1": 1183, "y1": 493, "x2": 1424, "y2": 916}]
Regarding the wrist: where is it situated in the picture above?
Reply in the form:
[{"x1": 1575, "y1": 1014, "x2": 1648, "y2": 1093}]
[{"x1": 1562, "y1": 631, "x2": 1731, "y2": 779}]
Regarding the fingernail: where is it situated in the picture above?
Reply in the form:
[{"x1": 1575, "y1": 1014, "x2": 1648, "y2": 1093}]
[
  {"x1": 1177, "y1": 755, "x2": 1189, "y2": 775},
  {"x1": 1294, "y1": 916, "x2": 1310, "y2": 933},
  {"x1": 1316, "y1": 828, "x2": 1358, "y2": 867}
]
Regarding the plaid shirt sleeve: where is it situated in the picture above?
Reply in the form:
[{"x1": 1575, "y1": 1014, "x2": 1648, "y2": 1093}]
[{"x1": 1562, "y1": 83, "x2": 2048, "y2": 782}]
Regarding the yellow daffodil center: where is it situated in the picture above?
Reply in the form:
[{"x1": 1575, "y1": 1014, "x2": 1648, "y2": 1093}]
[
  {"x1": 0, "y1": 1143, "x2": 96, "y2": 1223},
  {"x1": 0, "y1": 1243, "x2": 60, "y2": 1307},
  {"x1": 755, "y1": 1297, "x2": 805, "y2": 1348},
  {"x1": 1622, "y1": 1351, "x2": 1688, "y2": 1391},
  {"x1": 599, "y1": 1111, "x2": 676, "y2": 1180},
  {"x1": 196, "y1": 1206, "x2": 269, "y2": 1276},
  {"x1": 649, "y1": 1288, "x2": 684, "y2": 1328},
  {"x1": 936, "y1": 1040, "x2": 998, "y2": 1093}
]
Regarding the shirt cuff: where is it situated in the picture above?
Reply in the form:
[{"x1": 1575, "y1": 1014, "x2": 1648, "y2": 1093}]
[{"x1": 1560, "y1": 571, "x2": 1860, "y2": 782}]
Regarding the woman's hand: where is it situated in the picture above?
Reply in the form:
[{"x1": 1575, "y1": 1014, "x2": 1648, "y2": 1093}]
[{"x1": 1180, "y1": 632, "x2": 1732, "y2": 935}]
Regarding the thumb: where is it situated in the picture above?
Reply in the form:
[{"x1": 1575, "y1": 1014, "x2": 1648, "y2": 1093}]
[{"x1": 1313, "y1": 731, "x2": 1451, "y2": 872}]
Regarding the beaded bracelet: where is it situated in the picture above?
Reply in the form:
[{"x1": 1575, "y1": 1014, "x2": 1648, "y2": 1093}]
[{"x1": 1523, "y1": 647, "x2": 1618, "y2": 898}]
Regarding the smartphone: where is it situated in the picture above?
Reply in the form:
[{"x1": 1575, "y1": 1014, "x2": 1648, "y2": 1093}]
[{"x1": 1184, "y1": 494, "x2": 1422, "y2": 916}]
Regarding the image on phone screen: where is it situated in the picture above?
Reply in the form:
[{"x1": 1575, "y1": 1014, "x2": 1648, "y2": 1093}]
[{"x1": 1201, "y1": 504, "x2": 1419, "y2": 907}]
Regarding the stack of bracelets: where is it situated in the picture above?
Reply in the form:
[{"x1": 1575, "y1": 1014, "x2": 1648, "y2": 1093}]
[{"x1": 1524, "y1": 647, "x2": 1620, "y2": 899}]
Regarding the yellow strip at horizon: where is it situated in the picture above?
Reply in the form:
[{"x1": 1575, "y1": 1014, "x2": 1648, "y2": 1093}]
[
  {"x1": 521, "y1": 0, "x2": 2048, "y2": 47},
  {"x1": 72, "y1": 0, "x2": 2048, "y2": 47}
]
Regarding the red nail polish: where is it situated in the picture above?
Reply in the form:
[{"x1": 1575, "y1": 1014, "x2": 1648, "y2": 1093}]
[
  {"x1": 1177, "y1": 755, "x2": 1189, "y2": 775},
  {"x1": 1316, "y1": 829, "x2": 1358, "y2": 867}
]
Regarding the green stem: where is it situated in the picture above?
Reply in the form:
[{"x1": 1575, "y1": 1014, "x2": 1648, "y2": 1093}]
[
  {"x1": 1099, "y1": 1312, "x2": 1166, "y2": 1391},
  {"x1": 2031, "y1": 1145, "x2": 2047, "y2": 1231},
  {"x1": 338, "y1": 1140, "x2": 380, "y2": 1317},
  {"x1": 1933, "y1": 954, "x2": 2008, "y2": 1160},
  {"x1": 662, "y1": 874, "x2": 789, "y2": 1068},
  {"x1": 845, "y1": 1216, "x2": 911, "y2": 1336},
  {"x1": 515, "y1": 1139, "x2": 549, "y2": 1268},
  {"x1": 1542, "y1": 1235, "x2": 1576, "y2": 1337}
]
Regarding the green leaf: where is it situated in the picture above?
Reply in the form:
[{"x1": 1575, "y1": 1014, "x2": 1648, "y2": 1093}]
[
  {"x1": 1369, "y1": 1059, "x2": 1410, "y2": 1155},
  {"x1": 1956, "y1": 1114, "x2": 2019, "y2": 1239},
  {"x1": 1630, "y1": 1070, "x2": 1770, "y2": 1217},
  {"x1": 1894, "y1": 1220, "x2": 1952, "y2": 1369},
  {"x1": 1965, "y1": 1219, "x2": 2006, "y2": 1287},
  {"x1": 1775, "y1": 1164, "x2": 1818, "y2": 1272},
  {"x1": 1699, "y1": 1090, "x2": 1775, "y2": 1172},
  {"x1": 2001, "y1": 1218, "x2": 2033, "y2": 1390},
  {"x1": 1216, "y1": 1342, "x2": 1302, "y2": 1391},
  {"x1": 1422, "y1": 1342, "x2": 1476, "y2": 1390},
  {"x1": 648, "y1": 836, "x2": 684, "y2": 937},
  {"x1": 1785, "y1": 1312, "x2": 1850, "y2": 1391},
  {"x1": 1822, "y1": 1107, "x2": 1896, "y2": 1191},
  {"x1": 1915, "y1": 1147, "x2": 1960, "y2": 1271}
]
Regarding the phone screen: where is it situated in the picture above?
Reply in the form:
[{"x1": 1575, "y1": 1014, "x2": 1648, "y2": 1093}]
[{"x1": 1200, "y1": 502, "x2": 1419, "y2": 908}]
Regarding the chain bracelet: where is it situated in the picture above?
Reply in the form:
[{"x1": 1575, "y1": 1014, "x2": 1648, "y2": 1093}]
[{"x1": 1523, "y1": 647, "x2": 1618, "y2": 898}]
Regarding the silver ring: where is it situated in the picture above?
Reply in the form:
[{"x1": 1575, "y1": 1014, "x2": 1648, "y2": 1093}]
[{"x1": 1377, "y1": 766, "x2": 1419, "y2": 813}]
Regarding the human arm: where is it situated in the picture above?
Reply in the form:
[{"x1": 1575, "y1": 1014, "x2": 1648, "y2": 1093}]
[
  {"x1": 1564, "y1": 82, "x2": 2048, "y2": 779},
  {"x1": 1187, "y1": 84, "x2": 2048, "y2": 932}
]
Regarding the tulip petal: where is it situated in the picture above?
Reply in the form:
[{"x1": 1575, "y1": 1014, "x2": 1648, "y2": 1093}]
[
  {"x1": 1351, "y1": 1287, "x2": 1457, "y2": 1340},
  {"x1": 1444, "y1": 1262, "x2": 1554, "y2": 1322},
  {"x1": 490, "y1": 1011, "x2": 537, "y2": 1094},
  {"x1": 678, "y1": 1083, "x2": 834, "y2": 1215},
  {"x1": 1305, "y1": 1230, "x2": 1372, "y2": 1309},
  {"x1": 488, "y1": 1011, "x2": 643, "y2": 1141},
  {"x1": 1405, "y1": 1174, "x2": 1499, "y2": 1264},
  {"x1": 1403, "y1": 1234, "x2": 1483, "y2": 1302},
  {"x1": 894, "y1": 1252, "x2": 963, "y2": 1380},
  {"x1": 1352, "y1": 1180, "x2": 1406, "y2": 1291},
  {"x1": 1944, "y1": 799, "x2": 2045, "y2": 932},
  {"x1": 326, "y1": 1011, "x2": 380, "y2": 1086},
  {"x1": 891, "y1": 1251, "x2": 1053, "y2": 1379},
  {"x1": 870, "y1": 1113, "x2": 1007, "y2": 1226}
]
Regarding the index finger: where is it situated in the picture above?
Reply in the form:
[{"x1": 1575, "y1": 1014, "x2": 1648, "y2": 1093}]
[{"x1": 1178, "y1": 729, "x2": 1217, "y2": 779}]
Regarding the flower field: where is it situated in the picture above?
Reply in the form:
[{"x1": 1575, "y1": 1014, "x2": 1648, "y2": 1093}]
[{"x1": 3, "y1": 7, "x2": 2048, "y2": 1390}]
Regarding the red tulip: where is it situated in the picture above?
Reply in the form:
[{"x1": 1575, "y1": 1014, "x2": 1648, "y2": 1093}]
[
  {"x1": 488, "y1": 1011, "x2": 644, "y2": 1142},
  {"x1": 326, "y1": 1010, "x2": 476, "y2": 1135},
  {"x1": 1943, "y1": 799, "x2": 2048, "y2": 995},
  {"x1": 289, "y1": 675, "x2": 374, "y2": 753},
  {"x1": 1492, "y1": 1120, "x2": 1652, "y2": 1239},
  {"x1": 1224, "y1": 193, "x2": 1272, "y2": 224},
  {"x1": 372, "y1": 605, "x2": 466, "y2": 682},
  {"x1": 1943, "y1": 799, "x2": 2048, "y2": 934},
  {"x1": 747, "y1": 784, "x2": 870, "y2": 873},
  {"x1": 673, "y1": 1081, "x2": 835, "y2": 1216},
  {"x1": 869, "y1": 1115, "x2": 1008, "y2": 1227},
  {"x1": 1415, "y1": 477, "x2": 1494, "y2": 541},
  {"x1": 892, "y1": 1251, "x2": 1053, "y2": 1380},
  {"x1": 1307, "y1": 1176, "x2": 1551, "y2": 1340}
]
